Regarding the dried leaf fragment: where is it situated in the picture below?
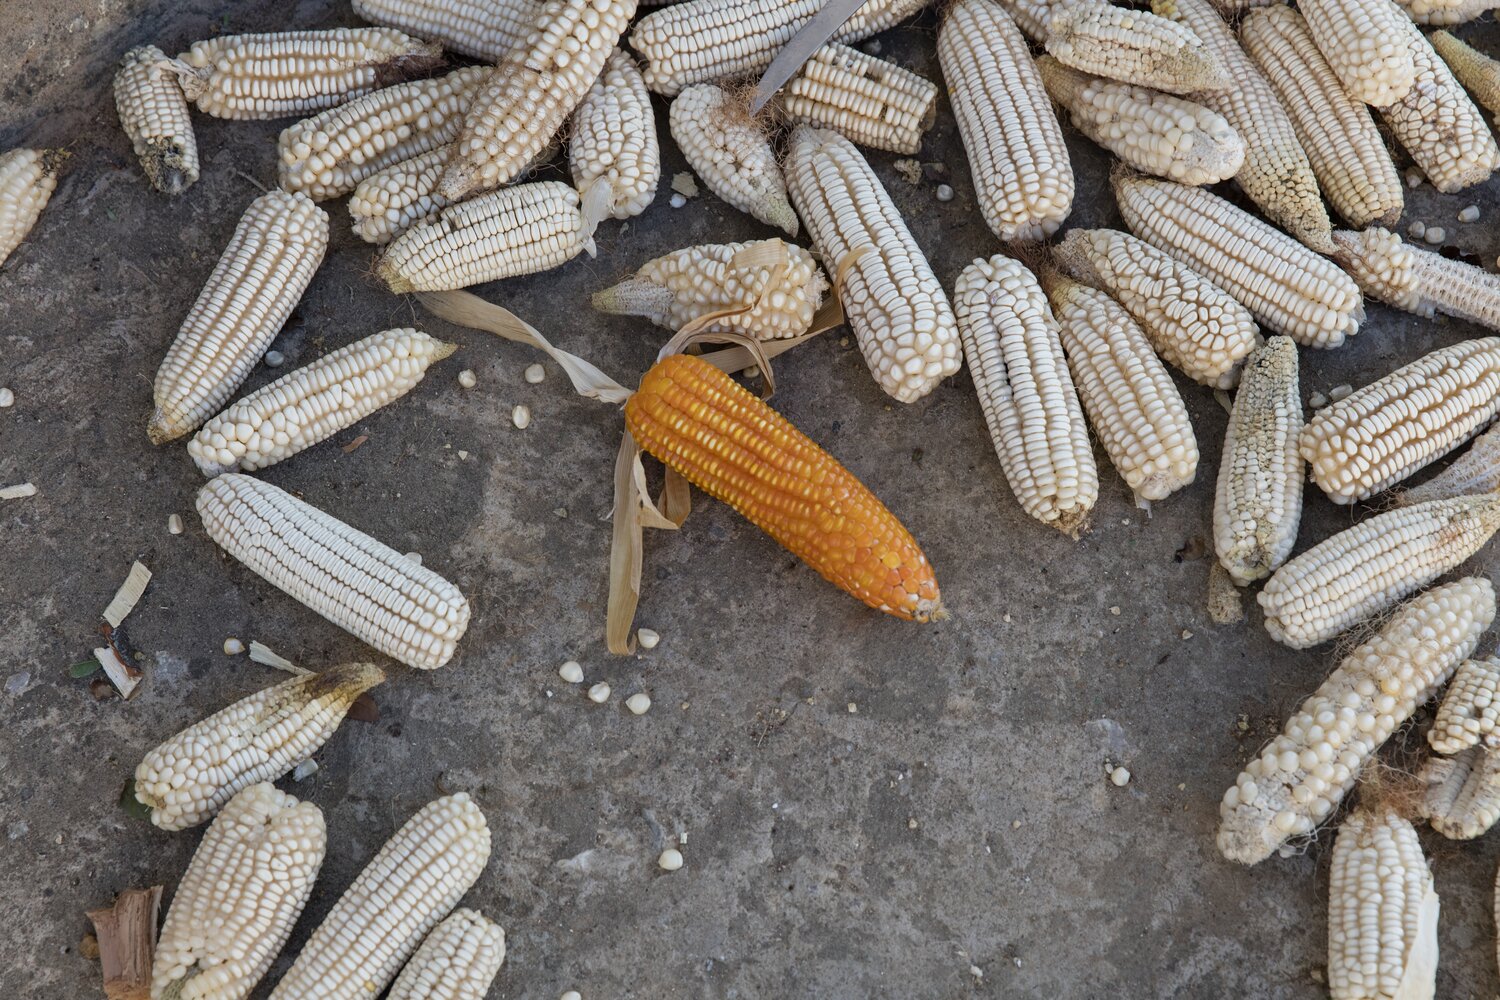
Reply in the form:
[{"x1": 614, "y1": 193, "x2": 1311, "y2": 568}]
[
  {"x1": 95, "y1": 644, "x2": 142, "y2": 699},
  {"x1": 102, "y1": 561, "x2": 152, "y2": 629},
  {"x1": 342, "y1": 433, "x2": 369, "y2": 454},
  {"x1": 248, "y1": 640, "x2": 312, "y2": 675},
  {"x1": 85, "y1": 886, "x2": 162, "y2": 1000}
]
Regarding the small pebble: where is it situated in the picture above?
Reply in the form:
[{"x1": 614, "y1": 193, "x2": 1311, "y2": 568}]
[
  {"x1": 524, "y1": 363, "x2": 545, "y2": 384},
  {"x1": 1180, "y1": 629, "x2": 1193, "y2": 640},
  {"x1": 167, "y1": 513, "x2": 184, "y2": 535},
  {"x1": 457, "y1": 450, "x2": 469, "y2": 460},
  {"x1": 1110, "y1": 766, "x2": 1131, "y2": 787},
  {"x1": 670, "y1": 192, "x2": 687, "y2": 209},
  {"x1": 970, "y1": 966, "x2": 984, "y2": 979},
  {"x1": 626, "y1": 692, "x2": 651, "y2": 715},
  {"x1": 1328, "y1": 383, "x2": 1352, "y2": 402},
  {"x1": 935, "y1": 184, "x2": 955, "y2": 202},
  {"x1": 1109, "y1": 606, "x2": 1121, "y2": 616},
  {"x1": 263, "y1": 349, "x2": 285, "y2": 368},
  {"x1": 0, "y1": 388, "x2": 12, "y2": 408},
  {"x1": 658, "y1": 848, "x2": 684, "y2": 871},
  {"x1": 588, "y1": 682, "x2": 611, "y2": 703},
  {"x1": 1407, "y1": 220, "x2": 1426, "y2": 240},
  {"x1": 559, "y1": 660, "x2": 584, "y2": 684},
  {"x1": 5, "y1": 672, "x2": 29, "y2": 696},
  {"x1": 458, "y1": 369, "x2": 478, "y2": 389},
  {"x1": 847, "y1": 702, "x2": 858, "y2": 713},
  {"x1": 404, "y1": 551, "x2": 423, "y2": 565},
  {"x1": 292, "y1": 759, "x2": 319, "y2": 781},
  {"x1": 8, "y1": 821, "x2": 28, "y2": 840},
  {"x1": 553, "y1": 507, "x2": 568, "y2": 518},
  {"x1": 1460, "y1": 205, "x2": 1481, "y2": 223},
  {"x1": 637, "y1": 627, "x2": 660, "y2": 650},
  {"x1": 907, "y1": 817, "x2": 919, "y2": 830},
  {"x1": 512, "y1": 404, "x2": 531, "y2": 429},
  {"x1": 1425, "y1": 226, "x2": 1446, "y2": 245},
  {"x1": 223, "y1": 637, "x2": 245, "y2": 655}
]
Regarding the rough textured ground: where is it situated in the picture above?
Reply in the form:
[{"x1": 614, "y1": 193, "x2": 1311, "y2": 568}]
[{"x1": 6, "y1": 4, "x2": 1500, "y2": 998}]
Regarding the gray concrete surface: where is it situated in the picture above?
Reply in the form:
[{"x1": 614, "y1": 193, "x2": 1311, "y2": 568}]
[{"x1": 6, "y1": 4, "x2": 1500, "y2": 997}]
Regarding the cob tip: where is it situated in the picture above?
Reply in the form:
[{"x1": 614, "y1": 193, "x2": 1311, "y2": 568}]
[{"x1": 147, "y1": 406, "x2": 185, "y2": 446}]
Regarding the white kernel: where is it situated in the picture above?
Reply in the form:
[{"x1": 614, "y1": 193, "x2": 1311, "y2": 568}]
[
  {"x1": 458, "y1": 369, "x2": 478, "y2": 389},
  {"x1": 512, "y1": 404, "x2": 531, "y2": 429},
  {"x1": 167, "y1": 513, "x2": 184, "y2": 535},
  {"x1": 404, "y1": 551, "x2": 422, "y2": 565},
  {"x1": 1425, "y1": 227, "x2": 1446, "y2": 244},
  {"x1": 1459, "y1": 205, "x2": 1480, "y2": 223},
  {"x1": 0, "y1": 388, "x2": 12, "y2": 408},
  {"x1": 1110, "y1": 766, "x2": 1131, "y2": 787},
  {"x1": 669, "y1": 192, "x2": 687, "y2": 208},
  {"x1": 223, "y1": 637, "x2": 245, "y2": 655},
  {"x1": 263, "y1": 349, "x2": 285, "y2": 368},
  {"x1": 292, "y1": 758, "x2": 319, "y2": 781},
  {"x1": 1407, "y1": 221, "x2": 1426, "y2": 239},
  {"x1": 657, "y1": 848, "x2": 683, "y2": 871},
  {"x1": 626, "y1": 692, "x2": 651, "y2": 715},
  {"x1": 1328, "y1": 384, "x2": 1352, "y2": 402},
  {"x1": 559, "y1": 660, "x2": 584, "y2": 684},
  {"x1": 588, "y1": 682, "x2": 610, "y2": 703},
  {"x1": 637, "y1": 627, "x2": 660, "y2": 650},
  {"x1": 848, "y1": 702, "x2": 858, "y2": 713},
  {"x1": 524, "y1": 363, "x2": 545, "y2": 384},
  {"x1": 936, "y1": 184, "x2": 954, "y2": 202},
  {"x1": 561, "y1": 993, "x2": 582, "y2": 1000}
]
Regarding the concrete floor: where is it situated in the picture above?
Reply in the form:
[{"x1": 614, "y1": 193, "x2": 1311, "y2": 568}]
[{"x1": 7, "y1": 3, "x2": 1500, "y2": 997}]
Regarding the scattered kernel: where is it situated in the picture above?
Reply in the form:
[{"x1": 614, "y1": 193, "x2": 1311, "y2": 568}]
[
  {"x1": 292, "y1": 758, "x2": 319, "y2": 781},
  {"x1": 561, "y1": 993, "x2": 582, "y2": 1000},
  {"x1": 457, "y1": 450, "x2": 469, "y2": 460},
  {"x1": 743, "y1": 366, "x2": 761, "y2": 379},
  {"x1": 637, "y1": 627, "x2": 660, "y2": 650},
  {"x1": 588, "y1": 682, "x2": 611, "y2": 703},
  {"x1": 512, "y1": 404, "x2": 531, "y2": 429},
  {"x1": 559, "y1": 660, "x2": 584, "y2": 684},
  {"x1": 1328, "y1": 384, "x2": 1352, "y2": 402},
  {"x1": 1308, "y1": 392, "x2": 1328, "y2": 409},
  {"x1": 0, "y1": 388, "x2": 12, "y2": 408},
  {"x1": 936, "y1": 183, "x2": 954, "y2": 202},
  {"x1": 1109, "y1": 606, "x2": 1121, "y2": 616},
  {"x1": 1424, "y1": 226, "x2": 1446, "y2": 244},
  {"x1": 1180, "y1": 629, "x2": 1193, "y2": 640},
  {"x1": 223, "y1": 637, "x2": 245, "y2": 655},
  {"x1": 626, "y1": 692, "x2": 651, "y2": 715},
  {"x1": 847, "y1": 702, "x2": 858, "y2": 713},
  {"x1": 1110, "y1": 766, "x2": 1131, "y2": 787},
  {"x1": 669, "y1": 192, "x2": 687, "y2": 209},
  {"x1": 524, "y1": 363, "x2": 545, "y2": 384},
  {"x1": 167, "y1": 513, "x2": 184, "y2": 535},
  {"x1": 403, "y1": 551, "x2": 422, "y2": 565},
  {"x1": 907, "y1": 817, "x2": 919, "y2": 829},
  {"x1": 458, "y1": 369, "x2": 478, "y2": 389},
  {"x1": 1011, "y1": 820, "x2": 1021, "y2": 829},
  {"x1": 970, "y1": 965, "x2": 983, "y2": 979},
  {"x1": 658, "y1": 848, "x2": 684, "y2": 871},
  {"x1": 0, "y1": 483, "x2": 37, "y2": 500},
  {"x1": 1460, "y1": 205, "x2": 1481, "y2": 223},
  {"x1": 1407, "y1": 220, "x2": 1426, "y2": 239},
  {"x1": 263, "y1": 349, "x2": 285, "y2": 368}
]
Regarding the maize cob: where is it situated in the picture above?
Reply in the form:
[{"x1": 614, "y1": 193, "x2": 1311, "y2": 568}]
[
  {"x1": 1434, "y1": 31, "x2": 1500, "y2": 118},
  {"x1": 994, "y1": 0, "x2": 1055, "y2": 39},
  {"x1": 780, "y1": 43, "x2": 938, "y2": 156},
  {"x1": 1037, "y1": 57, "x2": 1244, "y2": 188},
  {"x1": 114, "y1": 46, "x2": 199, "y2": 195},
  {"x1": 353, "y1": 0, "x2": 539, "y2": 62},
  {"x1": 1419, "y1": 745, "x2": 1500, "y2": 839},
  {"x1": 1333, "y1": 226, "x2": 1500, "y2": 331},
  {"x1": 953, "y1": 255, "x2": 1098, "y2": 536},
  {"x1": 784, "y1": 126, "x2": 960, "y2": 403},
  {"x1": 939, "y1": 0, "x2": 1074, "y2": 242},
  {"x1": 570, "y1": 49, "x2": 660, "y2": 223},
  {"x1": 668, "y1": 84, "x2": 797, "y2": 236},
  {"x1": 188, "y1": 329, "x2": 457, "y2": 475},
  {"x1": 0, "y1": 148, "x2": 64, "y2": 268},
  {"x1": 1240, "y1": 6, "x2": 1403, "y2": 229},
  {"x1": 1398, "y1": 0, "x2": 1500, "y2": 26},
  {"x1": 1299, "y1": 338, "x2": 1500, "y2": 504},
  {"x1": 1043, "y1": 271, "x2": 1198, "y2": 506},
  {"x1": 1218, "y1": 577, "x2": 1495, "y2": 864},
  {"x1": 1113, "y1": 174, "x2": 1362, "y2": 348},
  {"x1": 1430, "y1": 657, "x2": 1500, "y2": 753},
  {"x1": 592, "y1": 240, "x2": 828, "y2": 340},
  {"x1": 1212, "y1": 337, "x2": 1303, "y2": 586},
  {"x1": 134, "y1": 663, "x2": 386, "y2": 831},
  {"x1": 1044, "y1": 0, "x2": 1230, "y2": 94},
  {"x1": 197, "y1": 475, "x2": 471, "y2": 669},
  {"x1": 1401, "y1": 424, "x2": 1500, "y2": 507},
  {"x1": 1152, "y1": 0, "x2": 1333, "y2": 252},
  {"x1": 387, "y1": 909, "x2": 506, "y2": 1000},
  {"x1": 1328, "y1": 808, "x2": 1440, "y2": 999},
  {"x1": 278, "y1": 66, "x2": 489, "y2": 201},
  {"x1": 625, "y1": 352, "x2": 943, "y2": 621},
  {"x1": 377, "y1": 181, "x2": 591, "y2": 293},
  {"x1": 149, "y1": 190, "x2": 329, "y2": 445},
  {"x1": 152, "y1": 784, "x2": 327, "y2": 1000},
  {"x1": 1379, "y1": 22, "x2": 1499, "y2": 193},
  {"x1": 1053, "y1": 227, "x2": 1259, "y2": 388},
  {"x1": 1259, "y1": 495, "x2": 1500, "y2": 649},
  {"x1": 268, "y1": 794, "x2": 491, "y2": 1000},
  {"x1": 1297, "y1": 0, "x2": 1415, "y2": 106}
]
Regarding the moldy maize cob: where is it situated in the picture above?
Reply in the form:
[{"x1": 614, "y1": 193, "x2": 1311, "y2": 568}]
[
  {"x1": 1400, "y1": 424, "x2": 1500, "y2": 507},
  {"x1": 780, "y1": 43, "x2": 938, "y2": 156},
  {"x1": 669, "y1": 84, "x2": 798, "y2": 236},
  {"x1": 1044, "y1": 0, "x2": 1230, "y2": 94},
  {"x1": 1297, "y1": 0, "x2": 1416, "y2": 106},
  {"x1": 387, "y1": 909, "x2": 506, "y2": 1000},
  {"x1": 1419, "y1": 745, "x2": 1500, "y2": 839},
  {"x1": 114, "y1": 45, "x2": 199, "y2": 195},
  {"x1": 1430, "y1": 657, "x2": 1500, "y2": 754},
  {"x1": 0, "y1": 148, "x2": 65, "y2": 268},
  {"x1": 570, "y1": 49, "x2": 660, "y2": 223},
  {"x1": 352, "y1": 0, "x2": 540, "y2": 62},
  {"x1": 1332, "y1": 226, "x2": 1500, "y2": 332}
]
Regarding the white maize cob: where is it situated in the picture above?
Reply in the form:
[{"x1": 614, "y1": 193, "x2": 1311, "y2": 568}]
[
  {"x1": 0, "y1": 148, "x2": 64, "y2": 268},
  {"x1": 1259, "y1": 495, "x2": 1500, "y2": 648},
  {"x1": 1432, "y1": 30, "x2": 1500, "y2": 120},
  {"x1": 1219, "y1": 577, "x2": 1495, "y2": 864},
  {"x1": 353, "y1": 0, "x2": 540, "y2": 62},
  {"x1": 134, "y1": 663, "x2": 386, "y2": 831},
  {"x1": 152, "y1": 784, "x2": 327, "y2": 1000},
  {"x1": 114, "y1": 46, "x2": 199, "y2": 195},
  {"x1": 1300, "y1": 338, "x2": 1500, "y2": 504},
  {"x1": 1379, "y1": 21, "x2": 1499, "y2": 193},
  {"x1": 1400, "y1": 0, "x2": 1500, "y2": 24},
  {"x1": 1152, "y1": 0, "x2": 1333, "y2": 251},
  {"x1": 188, "y1": 329, "x2": 457, "y2": 475},
  {"x1": 1298, "y1": 0, "x2": 1416, "y2": 106},
  {"x1": 1333, "y1": 226, "x2": 1500, "y2": 331},
  {"x1": 994, "y1": 0, "x2": 1055, "y2": 39},
  {"x1": 784, "y1": 126, "x2": 961, "y2": 403},
  {"x1": 592, "y1": 240, "x2": 828, "y2": 340},
  {"x1": 197, "y1": 475, "x2": 471, "y2": 669},
  {"x1": 953, "y1": 255, "x2": 1097, "y2": 536},
  {"x1": 668, "y1": 83, "x2": 797, "y2": 236},
  {"x1": 1430, "y1": 657, "x2": 1500, "y2": 753},
  {"x1": 377, "y1": 181, "x2": 591, "y2": 293},
  {"x1": 1037, "y1": 57, "x2": 1244, "y2": 188},
  {"x1": 1212, "y1": 337, "x2": 1303, "y2": 585},
  {"x1": 387, "y1": 909, "x2": 506, "y2": 1000},
  {"x1": 1113, "y1": 174, "x2": 1362, "y2": 348},
  {"x1": 1044, "y1": 0, "x2": 1230, "y2": 94},
  {"x1": 1328, "y1": 807, "x2": 1439, "y2": 999},
  {"x1": 1401, "y1": 424, "x2": 1500, "y2": 507},
  {"x1": 1053, "y1": 227, "x2": 1259, "y2": 388},
  {"x1": 1419, "y1": 745, "x2": 1500, "y2": 839},
  {"x1": 570, "y1": 49, "x2": 660, "y2": 224},
  {"x1": 940, "y1": 0, "x2": 1073, "y2": 242},
  {"x1": 1240, "y1": 6, "x2": 1403, "y2": 229},
  {"x1": 149, "y1": 190, "x2": 329, "y2": 445},
  {"x1": 278, "y1": 66, "x2": 489, "y2": 201},
  {"x1": 268, "y1": 794, "x2": 491, "y2": 1000},
  {"x1": 168, "y1": 29, "x2": 442, "y2": 120},
  {"x1": 781, "y1": 43, "x2": 938, "y2": 156}
]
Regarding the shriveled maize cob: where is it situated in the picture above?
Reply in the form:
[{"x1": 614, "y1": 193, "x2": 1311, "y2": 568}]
[
  {"x1": 1259, "y1": 495, "x2": 1500, "y2": 648},
  {"x1": 1328, "y1": 808, "x2": 1439, "y2": 999},
  {"x1": 1044, "y1": 0, "x2": 1229, "y2": 94},
  {"x1": 353, "y1": 0, "x2": 539, "y2": 62},
  {"x1": 1299, "y1": 338, "x2": 1500, "y2": 504},
  {"x1": 953, "y1": 255, "x2": 1097, "y2": 536},
  {"x1": 1419, "y1": 745, "x2": 1500, "y2": 839},
  {"x1": 1332, "y1": 226, "x2": 1500, "y2": 331},
  {"x1": 626, "y1": 353, "x2": 943, "y2": 621},
  {"x1": 1298, "y1": 0, "x2": 1415, "y2": 106},
  {"x1": 1240, "y1": 6, "x2": 1403, "y2": 228},
  {"x1": 1401, "y1": 0, "x2": 1500, "y2": 24},
  {"x1": 152, "y1": 784, "x2": 326, "y2": 1000},
  {"x1": 149, "y1": 190, "x2": 328, "y2": 445},
  {"x1": 1053, "y1": 227, "x2": 1258, "y2": 388},
  {"x1": 1401, "y1": 424, "x2": 1500, "y2": 507},
  {"x1": 114, "y1": 46, "x2": 199, "y2": 195},
  {"x1": 592, "y1": 240, "x2": 827, "y2": 340},
  {"x1": 1433, "y1": 31, "x2": 1500, "y2": 119},
  {"x1": 134, "y1": 663, "x2": 385, "y2": 831},
  {"x1": 784, "y1": 126, "x2": 960, "y2": 403},
  {"x1": 1113, "y1": 174, "x2": 1362, "y2": 348},
  {"x1": 268, "y1": 794, "x2": 491, "y2": 1000},
  {"x1": 669, "y1": 84, "x2": 797, "y2": 236},
  {"x1": 1037, "y1": 57, "x2": 1244, "y2": 188},
  {"x1": 1430, "y1": 657, "x2": 1500, "y2": 753},
  {"x1": 939, "y1": 0, "x2": 1074, "y2": 242},
  {"x1": 780, "y1": 43, "x2": 938, "y2": 156},
  {"x1": 1152, "y1": 0, "x2": 1333, "y2": 251},
  {"x1": 387, "y1": 909, "x2": 505, "y2": 1000},
  {"x1": 188, "y1": 329, "x2": 456, "y2": 475},
  {"x1": 1043, "y1": 271, "x2": 1198, "y2": 506},
  {"x1": 1218, "y1": 577, "x2": 1495, "y2": 864},
  {"x1": 1212, "y1": 337, "x2": 1303, "y2": 586},
  {"x1": 570, "y1": 49, "x2": 660, "y2": 223},
  {"x1": 994, "y1": 0, "x2": 1055, "y2": 39},
  {"x1": 197, "y1": 475, "x2": 471, "y2": 669},
  {"x1": 278, "y1": 66, "x2": 488, "y2": 201},
  {"x1": 0, "y1": 148, "x2": 64, "y2": 268},
  {"x1": 377, "y1": 181, "x2": 591, "y2": 293},
  {"x1": 1379, "y1": 21, "x2": 1499, "y2": 193}
]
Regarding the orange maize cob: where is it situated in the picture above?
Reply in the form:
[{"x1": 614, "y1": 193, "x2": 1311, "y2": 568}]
[{"x1": 624, "y1": 353, "x2": 942, "y2": 622}]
